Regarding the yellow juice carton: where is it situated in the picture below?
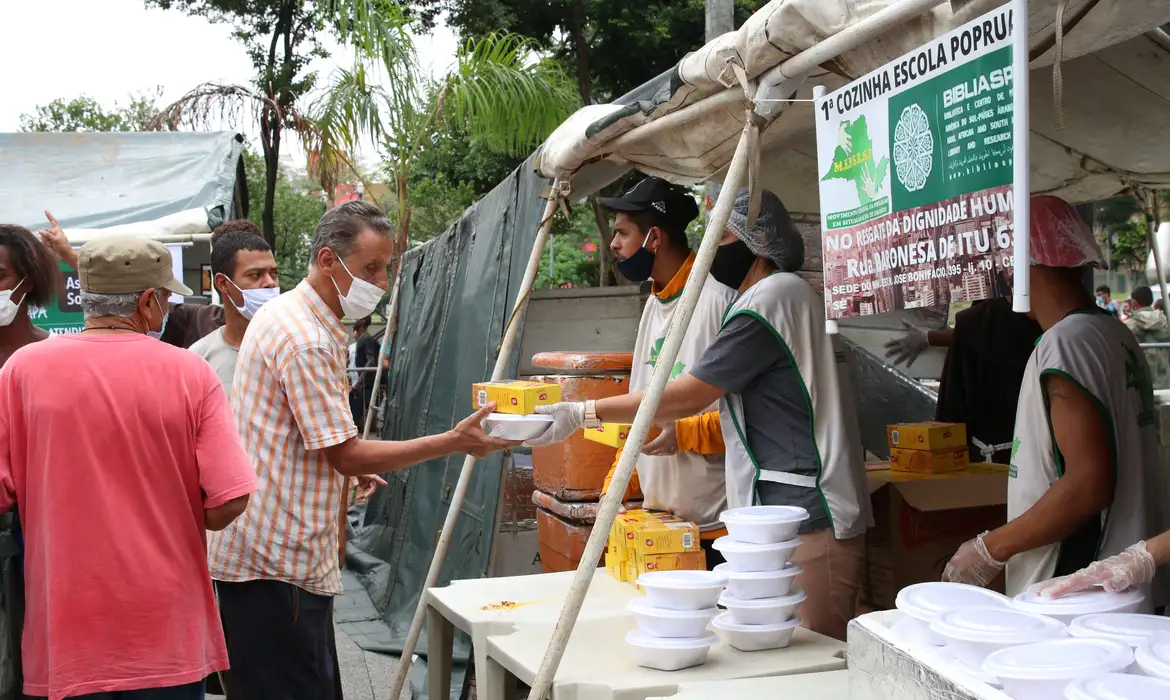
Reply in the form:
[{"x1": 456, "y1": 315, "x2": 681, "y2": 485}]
[
  {"x1": 635, "y1": 550, "x2": 707, "y2": 576},
  {"x1": 887, "y1": 422, "x2": 967, "y2": 452},
  {"x1": 891, "y1": 446, "x2": 971, "y2": 475},
  {"x1": 472, "y1": 380, "x2": 561, "y2": 415},
  {"x1": 630, "y1": 520, "x2": 701, "y2": 558},
  {"x1": 584, "y1": 423, "x2": 662, "y2": 448}
]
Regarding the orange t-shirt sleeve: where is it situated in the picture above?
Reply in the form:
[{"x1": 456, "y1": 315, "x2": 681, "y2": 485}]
[
  {"x1": 675, "y1": 411, "x2": 724, "y2": 455},
  {"x1": 601, "y1": 448, "x2": 642, "y2": 501}
]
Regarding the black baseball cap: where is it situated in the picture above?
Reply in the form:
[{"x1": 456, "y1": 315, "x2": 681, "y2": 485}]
[{"x1": 598, "y1": 177, "x2": 700, "y2": 233}]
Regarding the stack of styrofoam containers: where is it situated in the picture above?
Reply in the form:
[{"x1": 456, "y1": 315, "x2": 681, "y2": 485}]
[
  {"x1": 709, "y1": 506, "x2": 808, "y2": 652},
  {"x1": 625, "y1": 569, "x2": 727, "y2": 671}
]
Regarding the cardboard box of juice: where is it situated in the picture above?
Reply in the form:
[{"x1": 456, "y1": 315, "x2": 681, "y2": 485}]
[
  {"x1": 887, "y1": 422, "x2": 967, "y2": 452},
  {"x1": 584, "y1": 422, "x2": 661, "y2": 448},
  {"x1": 472, "y1": 380, "x2": 560, "y2": 415},
  {"x1": 890, "y1": 446, "x2": 970, "y2": 475},
  {"x1": 606, "y1": 510, "x2": 700, "y2": 583}
]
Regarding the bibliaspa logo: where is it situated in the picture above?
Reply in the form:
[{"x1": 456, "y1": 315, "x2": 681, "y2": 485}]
[{"x1": 893, "y1": 103, "x2": 934, "y2": 192}]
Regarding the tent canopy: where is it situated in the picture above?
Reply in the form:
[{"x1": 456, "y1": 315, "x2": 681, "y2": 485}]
[
  {"x1": 0, "y1": 131, "x2": 247, "y2": 231},
  {"x1": 539, "y1": 0, "x2": 1170, "y2": 211}
]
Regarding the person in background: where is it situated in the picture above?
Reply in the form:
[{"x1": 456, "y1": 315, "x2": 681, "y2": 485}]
[
  {"x1": 943, "y1": 196, "x2": 1162, "y2": 610},
  {"x1": 1120, "y1": 299, "x2": 1132, "y2": 322},
  {"x1": 1124, "y1": 285, "x2": 1167, "y2": 337},
  {"x1": 348, "y1": 315, "x2": 380, "y2": 430},
  {"x1": 886, "y1": 298, "x2": 1042, "y2": 464},
  {"x1": 38, "y1": 213, "x2": 263, "y2": 348},
  {"x1": 0, "y1": 224, "x2": 65, "y2": 697},
  {"x1": 189, "y1": 231, "x2": 279, "y2": 394},
  {"x1": 1095, "y1": 284, "x2": 1119, "y2": 316},
  {"x1": 1123, "y1": 285, "x2": 1170, "y2": 391},
  {"x1": 0, "y1": 236, "x2": 256, "y2": 700},
  {"x1": 208, "y1": 201, "x2": 519, "y2": 699},
  {"x1": 527, "y1": 188, "x2": 872, "y2": 641},
  {"x1": 596, "y1": 176, "x2": 737, "y2": 567}
]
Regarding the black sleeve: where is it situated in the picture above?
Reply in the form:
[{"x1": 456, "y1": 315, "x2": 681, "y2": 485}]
[{"x1": 690, "y1": 314, "x2": 786, "y2": 395}]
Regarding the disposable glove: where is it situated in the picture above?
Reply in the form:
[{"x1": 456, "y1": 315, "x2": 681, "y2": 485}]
[
  {"x1": 524, "y1": 402, "x2": 586, "y2": 447},
  {"x1": 942, "y1": 532, "x2": 1006, "y2": 587},
  {"x1": 1033, "y1": 541, "x2": 1157, "y2": 598},
  {"x1": 884, "y1": 320, "x2": 930, "y2": 367}
]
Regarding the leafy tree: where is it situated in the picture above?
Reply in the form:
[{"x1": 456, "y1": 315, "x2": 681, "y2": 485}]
[
  {"x1": 148, "y1": 0, "x2": 330, "y2": 249},
  {"x1": 404, "y1": 176, "x2": 478, "y2": 245},
  {"x1": 536, "y1": 206, "x2": 602, "y2": 288},
  {"x1": 20, "y1": 89, "x2": 167, "y2": 133},
  {"x1": 242, "y1": 150, "x2": 325, "y2": 289},
  {"x1": 409, "y1": 0, "x2": 761, "y2": 104},
  {"x1": 307, "y1": 20, "x2": 580, "y2": 261}
]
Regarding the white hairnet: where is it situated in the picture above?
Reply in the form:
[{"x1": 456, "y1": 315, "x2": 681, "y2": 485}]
[{"x1": 720, "y1": 186, "x2": 804, "y2": 272}]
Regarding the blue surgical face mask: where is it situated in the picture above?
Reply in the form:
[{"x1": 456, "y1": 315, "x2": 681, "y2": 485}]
[
  {"x1": 147, "y1": 294, "x2": 169, "y2": 340},
  {"x1": 615, "y1": 231, "x2": 655, "y2": 283}
]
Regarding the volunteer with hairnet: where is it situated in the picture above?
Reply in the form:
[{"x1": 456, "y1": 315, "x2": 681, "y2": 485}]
[
  {"x1": 942, "y1": 196, "x2": 1164, "y2": 608},
  {"x1": 528, "y1": 187, "x2": 872, "y2": 641}
]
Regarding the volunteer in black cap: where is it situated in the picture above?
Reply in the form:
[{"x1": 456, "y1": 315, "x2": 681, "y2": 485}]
[{"x1": 597, "y1": 176, "x2": 738, "y2": 568}]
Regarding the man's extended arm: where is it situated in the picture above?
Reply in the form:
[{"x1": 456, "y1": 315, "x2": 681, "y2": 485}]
[{"x1": 322, "y1": 403, "x2": 519, "y2": 477}]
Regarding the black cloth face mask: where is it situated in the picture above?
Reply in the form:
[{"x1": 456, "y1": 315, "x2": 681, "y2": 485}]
[
  {"x1": 615, "y1": 230, "x2": 655, "y2": 282},
  {"x1": 709, "y1": 240, "x2": 756, "y2": 289}
]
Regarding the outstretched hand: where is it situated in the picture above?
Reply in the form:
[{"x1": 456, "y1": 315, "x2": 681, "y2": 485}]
[
  {"x1": 38, "y1": 210, "x2": 78, "y2": 269},
  {"x1": 883, "y1": 320, "x2": 930, "y2": 367},
  {"x1": 449, "y1": 403, "x2": 524, "y2": 457},
  {"x1": 523, "y1": 402, "x2": 586, "y2": 447}
]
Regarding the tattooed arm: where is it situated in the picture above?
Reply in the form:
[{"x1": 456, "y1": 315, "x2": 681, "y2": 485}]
[{"x1": 981, "y1": 372, "x2": 1115, "y2": 562}]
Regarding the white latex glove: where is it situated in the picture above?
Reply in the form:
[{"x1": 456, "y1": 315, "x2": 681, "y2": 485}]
[
  {"x1": 942, "y1": 533, "x2": 1006, "y2": 587},
  {"x1": 884, "y1": 320, "x2": 930, "y2": 367},
  {"x1": 1033, "y1": 542, "x2": 1157, "y2": 598},
  {"x1": 524, "y1": 402, "x2": 586, "y2": 447}
]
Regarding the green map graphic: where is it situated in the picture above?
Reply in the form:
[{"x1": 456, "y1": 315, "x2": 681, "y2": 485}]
[
  {"x1": 821, "y1": 116, "x2": 890, "y2": 206},
  {"x1": 647, "y1": 337, "x2": 686, "y2": 380}
]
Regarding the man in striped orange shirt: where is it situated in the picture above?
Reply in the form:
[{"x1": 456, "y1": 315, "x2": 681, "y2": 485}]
[{"x1": 209, "y1": 201, "x2": 518, "y2": 699}]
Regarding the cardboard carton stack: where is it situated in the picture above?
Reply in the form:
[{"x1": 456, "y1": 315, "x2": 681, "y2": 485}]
[
  {"x1": 607, "y1": 509, "x2": 705, "y2": 588},
  {"x1": 887, "y1": 421, "x2": 970, "y2": 474}
]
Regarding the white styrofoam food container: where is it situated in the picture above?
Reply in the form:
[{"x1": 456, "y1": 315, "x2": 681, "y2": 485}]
[
  {"x1": 1011, "y1": 588, "x2": 1145, "y2": 626},
  {"x1": 718, "y1": 589, "x2": 806, "y2": 625},
  {"x1": 636, "y1": 570, "x2": 728, "y2": 611},
  {"x1": 711, "y1": 536, "x2": 801, "y2": 572},
  {"x1": 893, "y1": 582, "x2": 1012, "y2": 647},
  {"x1": 712, "y1": 562, "x2": 801, "y2": 600},
  {"x1": 482, "y1": 413, "x2": 553, "y2": 440},
  {"x1": 627, "y1": 598, "x2": 718, "y2": 638},
  {"x1": 625, "y1": 630, "x2": 719, "y2": 671},
  {"x1": 711, "y1": 611, "x2": 800, "y2": 651},
  {"x1": 1065, "y1": 673, "x2": 1170, "y2": 700},
  {"x1": 718, "y1": 506, "x2": 809, "y2": 544},
  {"x1": 928, "y1": 606, "x2": 1067, "y2": 669},
  {"x1": 983, "y1": 638, "x2": 1133, "y2": 700},
  {"x1": 1135, "y1": 632, "x2": 1170, "y2": 680},
  {"x1": 1068, "y1": 613, "x2": 1170, "y2": 647}
]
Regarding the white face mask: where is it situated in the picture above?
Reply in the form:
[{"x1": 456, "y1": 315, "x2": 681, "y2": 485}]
[
  {"x1": 225, "y1": 277, "x2": 280, "y2": 321},
  {"x1": 0, "y1": 278, "x2": 25, "y2": 327},
  {"x1": 331, "y1": 256, "x2": 385, "y2": 320}
]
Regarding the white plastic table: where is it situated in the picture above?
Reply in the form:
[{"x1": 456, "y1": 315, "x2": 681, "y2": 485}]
[
  {"x1": 645, "y1": 669, "x2": 850, "y2": 700},
  {"x1": 424, "y1": 569, "x2": 637, "y2": 700},
  {"x1": 480, "y1": 615, "x2": 848, "y2": 700}
]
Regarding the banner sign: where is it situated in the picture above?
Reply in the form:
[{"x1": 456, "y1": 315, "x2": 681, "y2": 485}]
[{"x1": 816, "y1": 4, "x2": 1017, "y2": 319}]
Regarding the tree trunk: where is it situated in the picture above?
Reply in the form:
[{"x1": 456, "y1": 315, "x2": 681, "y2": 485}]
[
  {"x1": 259, "y1": 109, "x2": 280, "y2": 250},
  {"x1": 590, "y1": 197, "x2": 616, "y2": 286},
  {"x1": 705, "y1": 0, "x2": 736, "y2": 40}
]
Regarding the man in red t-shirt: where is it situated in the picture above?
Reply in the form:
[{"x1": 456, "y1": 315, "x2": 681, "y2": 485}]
[{"x1": 0, "y1": 236, "x2": 257, "y2": 700}]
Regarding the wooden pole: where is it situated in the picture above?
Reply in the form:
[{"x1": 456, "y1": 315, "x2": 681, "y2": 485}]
[
  {"x1": 386, "y1": 181, "x2": 567, "y2": 700},
  {"x1": 524, "y1": 120, "x2": 755, "y2": 700}
]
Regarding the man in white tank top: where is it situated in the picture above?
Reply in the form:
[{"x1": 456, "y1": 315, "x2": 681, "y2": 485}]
[{"x1": 943, "y1": 196, "x2": 1164, "y2": 609}]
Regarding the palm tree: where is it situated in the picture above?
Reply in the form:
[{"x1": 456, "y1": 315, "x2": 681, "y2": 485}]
[{"x1": 305, "y1": 7, "x2": 580, "y2": 256}]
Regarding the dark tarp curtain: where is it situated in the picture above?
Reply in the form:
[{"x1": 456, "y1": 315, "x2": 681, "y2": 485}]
[{"x1": 346, "y1": 156, "x2": 549, "y2": 699}]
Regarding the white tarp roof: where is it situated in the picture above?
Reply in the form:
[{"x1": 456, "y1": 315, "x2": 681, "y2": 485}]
[
  {"x1": 539, "y1": 0, "x2": 1170, "y2": 212},
  {"x1": 0, "y1": 131, "x2": 246, "y2": 231}
]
